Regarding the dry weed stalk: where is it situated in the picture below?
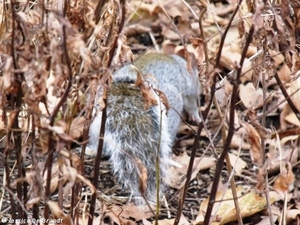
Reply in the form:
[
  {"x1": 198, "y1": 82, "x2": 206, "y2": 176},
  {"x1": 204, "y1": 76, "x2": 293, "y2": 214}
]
[{"x1": 0, "y1": 0, "x2": 125, "y2": 222}]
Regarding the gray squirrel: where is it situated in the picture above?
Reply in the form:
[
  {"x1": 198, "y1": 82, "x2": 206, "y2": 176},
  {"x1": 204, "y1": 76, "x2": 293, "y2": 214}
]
[{"x1": 87, "y1": 53, "x2": 201, "y2": 203}]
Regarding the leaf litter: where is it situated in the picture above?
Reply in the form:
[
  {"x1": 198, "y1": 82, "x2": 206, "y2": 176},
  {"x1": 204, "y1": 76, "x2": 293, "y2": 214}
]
[{"x1": 0, "y1": 0, "x2": 300, "y2": 224}]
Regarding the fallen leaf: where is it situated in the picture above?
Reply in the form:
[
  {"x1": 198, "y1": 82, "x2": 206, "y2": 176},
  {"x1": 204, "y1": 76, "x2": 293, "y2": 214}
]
[
  {"x1": 69, "y1": 116, "x2": 86, "y2": 139},
  {"x1": 166, "y1": 152, "x2": 216, "y2": 189},
  {"x1": 284, "y1": 112, "x2": 300, "y2": 127},
  {"x1": 228, "y1": 152, "x2": 247, "y2": 175},
  {"x1": 147, "y1": 215, "x2": 190, "y2": 225},
  {"x1": 273, "y1": 162, "x2": 295, "y2": 194},
  {"x1": 105, "y1": 203, "x2": 154, "y2": 224},
  {"x1": 239, "y1": 82, "x2": 264, "y2": 109},
  {"x1": 286, "y1": 209, "x2": 300, "y2": 224},
  {"x1": 46, "y1": 201, "x2": 71, "y2": 225},
  {"x1": 196, "y1": 186, "x2": 281, "y2": 225},
  {"x1": 241, "y1": 122, "x2": 263, "y2": 165},
  {"x1": 289, "y1": 70, "x2": 300, "y2": 112}
]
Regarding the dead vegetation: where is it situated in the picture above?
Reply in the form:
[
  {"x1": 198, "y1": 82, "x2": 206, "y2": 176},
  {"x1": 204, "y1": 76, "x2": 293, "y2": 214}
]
[{"x1": 0, "y1": 0, "x2": 300, "y2": 224}]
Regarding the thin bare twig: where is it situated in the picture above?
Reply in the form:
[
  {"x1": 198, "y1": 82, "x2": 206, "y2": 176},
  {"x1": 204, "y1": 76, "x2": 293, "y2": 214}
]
[
  {"x1": 88, "y1": 1, "x2": 126, "y2": 225},
  {"x1": 44, "y1": 7, "x2": 73, "y2": 218},
  {"x1": 203, "y1": 25, "x2": 254, "y2": 225},
  {"x1": 274, "y1": 72, "x2": 300, "y2": 120},
  {"x1": 174, "y1": 1, "x2": 243, "y2": 224}
]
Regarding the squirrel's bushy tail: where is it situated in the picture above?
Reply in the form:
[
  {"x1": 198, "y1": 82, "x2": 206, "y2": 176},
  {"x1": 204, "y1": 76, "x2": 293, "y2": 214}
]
[
  {"x1": 106, "y1": 81, "x2": 172, "y2": 202},
  {"x1": 88, "y1": 70, "x2": 173, "y2": 203}
]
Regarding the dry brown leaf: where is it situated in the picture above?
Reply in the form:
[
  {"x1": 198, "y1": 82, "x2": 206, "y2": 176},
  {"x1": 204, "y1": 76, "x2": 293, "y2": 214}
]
[
  {"x1": 78, "y1": 216, "x2": 102, "y2": 225},
  {"x1": 48, "y1": 123, "x2": 74, "y2": 142},
  {"x1": 267, "y1": 147, "x2": 298, "y2": 175},
  {"x1": 179, "y1": 138, "x2": 196, "y2": 147},
  {"x1": 46, "y1": 201, "x2": 71, "y2": 225},
  {"x1": 284, "y1": 112, "x2": 300, "y2": 127},
  {"x1": 246, "y1": 45, "x2": 257, "y2": 58},
  {"x1": 147, "y1": 215, "x2": 190, "y2": 225},
  {"x1": 256, "y1": 214, "x2": 279, "y2": 225},
  {"x1": 69, "y1": 116, "x2": 86, "y2": 139},
  {"x1": 215, "y1": 78, "x2": 233, "y2": 109},
  {"x1": 24, "y1": 167, "x2": 43, "y2": 209},
  {"x1": 230, "y1": 127, "x2": 251, "y2": 150},
  {"x1": 105, "y1": 203, "x2": 154, "y2": 224},
  {"x1": 42, "y1": 163, "x2": 60, "y2": 194},
  {"x1": 177, "y1": 124, "x2": 199, "y2": 135},
  {"x1": 211, "y1": 3, "x2": 236, "y2": 17},
  {"x1": 196, "y1": 186, "x2": 281, "y2": 225},
  {"x1": 167, "y1": 6, "x2": 182, "y2": 18},
  {"x1": 155, "y1": 88, "x2": 170, "y2": 111},
  {"x1": 204, "y1": 11, "x2": 229, "y2": 27},
  {"x1": 0, "y1": 110, "x2": 4, "y2": 131},
  {"x1": 240, "y1": 58, "x2": 253, "y2": 83},
  {"x1": 286, "y1": 209, "x2": 300, "y2": 224},
  {"x1": 289, "y1": 71, "x2": 300, "y2": 112},
  {"x1": 162, "y1": 28, "x2": 181, "y2": 41},
  {"x1": 256, "y1": 167, "x2": 266, "y2": 191},
  {"x1": 39, "y1": 72, "x2": 61, "y2": 116},
  {"x1": 228, "y1": 152, "x2": 247, "y2": 175},
  {"x1": 239, "y1": 83, "x2": 264, "y2": 109},
  {"x1": 280, "y1": 104, "x2": 292, "y2": 130},
  {"x1": 131, "y1": 2, "x2": 160, "y2": 17},
  {"x1": 271, "y1": 127, "x2": 300, "y2": 140},
  {"x1": 230, "y1": 135, "x2": 251, "y2": 149},
  {"x1": 221, "y1": 45, "x2": 253, "y2": 83},
  {"x1": 37, "y1": 152, "x2": 94, "y2": 195},
  {"x1": 124, "y1": 24, "x2": 152, "y2": 37},
  {"x1": 136, "y1": 71, "x2": 159, "y2": 110},
  {"x1": 137, "y1": 158, "x2": 148, "y2": 196},
  {"x1": 273, "y1": 162, "x2": 295, "y2": 194},
  {"x1": 280, "y1": 135, "x2": 300, "y2": 146},
  {"x1": 220, "y1": 47, "x2": 241, "y2": 70},
  {"x1": 188, "y1": 38, "x2": 205, "y2": 64},
  {"x1": 249, "y1": 120, "x2": 272, "y2": 140},
  {"x1": 166, "y1": 152, "x2": 216, "y2": 189},
  {"x1": 26, "y1": 197, "x2": 41, "y2": 210},
  {"x1": 270, "y1": 51, "x2": 291, "y2": 83},
  {"x1": 241, "y1": 122, "x2": 263, "y2": 165}
]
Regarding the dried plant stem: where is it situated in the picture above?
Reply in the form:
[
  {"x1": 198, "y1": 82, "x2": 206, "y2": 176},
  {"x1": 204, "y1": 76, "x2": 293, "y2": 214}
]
[
  {"x1": 88, "y1": 1, "x2": 126, "y2": 225},
  {"x1": 280, "y1": 192, "x2": 288, "y2": 225},
  {"x1": 7, "y1": 0, "x2": 27, "y2": 219},
  {"x1": 203, "y1": 25, "x2": 254, "y2": 225},
  {"x1": 274, "y1": 72, "x2": 300, "y2": 119},
  {"x1": 198, "y1": 3, "x2": 209, "y2": 74},
  {"x1": 174, "y1": 1, "x2": 243, "y2": 224},
  {"x1": 200, "y1": 1, "x2": 242, "y2": 221},
  {"x1": 261, "y1": 58, "x2": 275, "y2": 225},
  {"x1": 95, "y1": 0, "x2": 106, "y2": 24},
  {"x1": 213, "y1": 95, "x2": 243, "y2": 225},
  {"x1": 154, "y1": 104, "x2": 166, "y2": 224},
  {"x1": 4, "y1": 186, "x2": 30, "y2": 216},
  {"x1": 44, "y1": 9, "x2": 73, "y2": 217},
  {"x1": 30, "y1": 120, "x2": 40, "y2": 220}
]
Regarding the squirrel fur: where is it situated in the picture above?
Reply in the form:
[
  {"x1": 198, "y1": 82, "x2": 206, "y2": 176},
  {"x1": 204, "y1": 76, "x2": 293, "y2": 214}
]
[{"x1": 87, "y1": 53, "x2": 201, "y2": 203}]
